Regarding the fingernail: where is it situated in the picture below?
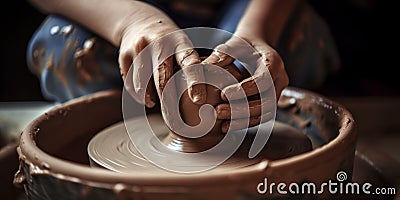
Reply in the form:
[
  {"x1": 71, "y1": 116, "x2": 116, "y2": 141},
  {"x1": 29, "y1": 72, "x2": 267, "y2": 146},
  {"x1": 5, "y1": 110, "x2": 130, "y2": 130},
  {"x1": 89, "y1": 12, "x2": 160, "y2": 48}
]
[
  {"x1": 217, "y1": 107, "x2": 229, "y2": 119},
  {"x1": 191, "y1": 93, "x2": 206, "y2": 104},
  {"x1": 209, "y1": 53, "x2": 221, "y2": 64},
  {"x1": 220, "y1": 91, "x2": 228, "y2": 101},
  {"x1": 190, "y1": 85, "x2": 207, "y2": 104},
  {"x1": 180, "y1": 50, "x2": 200, "y2": 66}
]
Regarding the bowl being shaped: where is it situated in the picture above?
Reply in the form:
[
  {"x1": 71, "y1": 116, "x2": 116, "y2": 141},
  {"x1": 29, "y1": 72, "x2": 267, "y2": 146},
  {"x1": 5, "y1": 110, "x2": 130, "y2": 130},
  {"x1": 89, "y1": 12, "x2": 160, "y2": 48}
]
[{"x1": 15, "y1": 87, "x2": 357, "y2": 199}]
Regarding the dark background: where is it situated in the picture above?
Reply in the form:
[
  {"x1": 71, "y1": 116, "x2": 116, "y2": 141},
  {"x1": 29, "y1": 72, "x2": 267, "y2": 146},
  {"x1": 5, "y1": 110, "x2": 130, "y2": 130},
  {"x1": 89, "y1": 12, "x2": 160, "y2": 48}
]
[{"x1": 1, "y1": 0, "x2": 399, "y2": 101}]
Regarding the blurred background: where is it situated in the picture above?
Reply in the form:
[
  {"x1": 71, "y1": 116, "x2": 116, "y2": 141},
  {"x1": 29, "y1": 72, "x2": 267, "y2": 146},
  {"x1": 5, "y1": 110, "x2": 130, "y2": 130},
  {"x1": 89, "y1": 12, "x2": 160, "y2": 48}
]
[{"x1": 1, "y1": 0, "x2": 399, "y2": 101}]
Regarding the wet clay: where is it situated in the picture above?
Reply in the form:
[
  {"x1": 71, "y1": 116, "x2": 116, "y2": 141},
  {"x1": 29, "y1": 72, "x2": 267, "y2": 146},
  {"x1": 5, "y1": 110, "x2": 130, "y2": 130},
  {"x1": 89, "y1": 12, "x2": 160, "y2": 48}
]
[
  {"x1": 163, "y1": 83, "x2": 225, "y2": 152},
  {"x1": 161, "y1": 61, "x2": 253, "y2": 152},
  {"x1": 89, "y1": 62, "x2": 313, "y2": 173},
  {"x1": 88, "y1": 115, "x2": 312, "y2": 174},
  {"x1": 153, "y1": 61, "x2": 230, "y2": 152}
]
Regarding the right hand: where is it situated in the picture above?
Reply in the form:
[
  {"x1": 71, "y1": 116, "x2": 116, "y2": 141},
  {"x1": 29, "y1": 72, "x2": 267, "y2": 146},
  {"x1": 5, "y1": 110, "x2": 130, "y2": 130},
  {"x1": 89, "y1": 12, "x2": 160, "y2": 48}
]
[
  {"x1": 202, "y1": 34, "x2": 288, "y2": 133},
  {"x1": 118, "y1": 1, "x2": 206, "y2": 108}
]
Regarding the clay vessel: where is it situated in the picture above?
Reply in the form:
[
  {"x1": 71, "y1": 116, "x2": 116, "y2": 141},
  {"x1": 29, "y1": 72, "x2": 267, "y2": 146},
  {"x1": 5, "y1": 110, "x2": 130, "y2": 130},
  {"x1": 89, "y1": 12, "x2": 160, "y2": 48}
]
[{"x1": 15, "y1": 87, "x2": 358, "y2": 199}]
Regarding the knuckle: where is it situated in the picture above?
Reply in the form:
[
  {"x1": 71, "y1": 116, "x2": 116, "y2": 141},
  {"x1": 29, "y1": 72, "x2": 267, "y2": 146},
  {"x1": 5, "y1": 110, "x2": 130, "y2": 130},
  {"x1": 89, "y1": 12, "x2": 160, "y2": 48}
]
[{"x1": 134, "y1": 36, "x2": 149, "y2": 53}]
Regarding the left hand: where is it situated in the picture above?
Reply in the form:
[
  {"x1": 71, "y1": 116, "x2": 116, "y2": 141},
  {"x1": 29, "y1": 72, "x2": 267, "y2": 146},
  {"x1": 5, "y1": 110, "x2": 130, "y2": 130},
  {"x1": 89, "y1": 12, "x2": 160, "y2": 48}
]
[{"x1": 202, "y1": 33, "x2": 289, "y2": 133}]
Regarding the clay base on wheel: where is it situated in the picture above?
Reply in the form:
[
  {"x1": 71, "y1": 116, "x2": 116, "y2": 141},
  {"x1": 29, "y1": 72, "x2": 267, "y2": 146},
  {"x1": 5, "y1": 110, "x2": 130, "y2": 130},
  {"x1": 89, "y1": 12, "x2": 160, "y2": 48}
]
[{"x1": 88, "y1": 114, "x2": 312, "y2": 174}]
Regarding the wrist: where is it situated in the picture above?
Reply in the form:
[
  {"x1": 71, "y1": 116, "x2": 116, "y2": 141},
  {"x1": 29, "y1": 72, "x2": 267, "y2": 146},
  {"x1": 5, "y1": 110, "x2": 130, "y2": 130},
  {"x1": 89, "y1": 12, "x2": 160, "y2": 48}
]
[
  {"x1": 232, "y1": 30, "x2": 264, "y2": 47},
  {"x1": 116, "y1": 1, "x2": 178, "y2": 45},
  {"x1": 235, "y1": 0, "x2": 301, "y2": 47}
]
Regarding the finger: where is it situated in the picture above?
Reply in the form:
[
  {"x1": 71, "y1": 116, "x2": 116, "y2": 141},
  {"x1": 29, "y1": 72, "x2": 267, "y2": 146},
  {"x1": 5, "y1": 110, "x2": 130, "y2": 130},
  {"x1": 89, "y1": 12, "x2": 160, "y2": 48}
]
[
  {"x1": 131, "y1": 38, "x2": 154, "y2": 106},
  {"x1": 221, "y1": 111, "x2": 274, "y2": 133},
  {"x1": 119, "y1": 51, "x2": 136, "y2": 101},
  {"x1": 153, "y1": 56, "x2": 174, "y2": 98},
  {"x1": 178, "y1": 49, "x2": 205, "y2": 104},
  {"x1": 221, "y1": 63, "x2": 245, "y2": 81},
  {"x1": 119, "y1": 36, "x2": 151, "y2": 105},
  {"x1": 202, "y1": 47, "x2": 234, "y2": 67},
  {"x1": 145, "y1": 77, "x2": 157, "y2": 108},
  {"x1": 253, "y1": 44, "x2": 288, "y2": 101},
  {"x1": 216, "y1": 98, "x2": 275, "y2": 120},
  {"x1": 205, "y1": 35, "x2": 258, "y2": 65},
  {"x1": 133, "y1": 61, "x2": 156, "y2": 108},
  {"x1": 220, "y1": 51, "x2": 279, "y2": 101},
  {"x1": 175, "y1": 35, "x2": 206, "y2": 105},
  {"x1": 273, "y1": 70, "x2": 289, "y2": 101},
  {"x1": 118, "y1": 53, "x2": 131, "y2": 82},
  {"x1": 122, "y1": 61, "x2": 155, "y2": 107},
  {"x1": 118, "y1": 37, "x2": 148, "y2": 81},
  {"x1": 160, "y1": 69, "x2": 182, "y2": 132},
  {"x1": 201, "y1": 43, "x2": 239, "y2": 99},
  {"x1": 207, "y1": 37, "x2": 271, "y2": 101}
]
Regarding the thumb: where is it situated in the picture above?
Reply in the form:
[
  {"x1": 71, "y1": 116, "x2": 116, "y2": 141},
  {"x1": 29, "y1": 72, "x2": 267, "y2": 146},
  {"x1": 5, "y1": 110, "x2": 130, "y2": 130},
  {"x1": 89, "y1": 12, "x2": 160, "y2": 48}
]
[
  {"x1": 202, "y1": 35, "x2": 256, "y2": 67},
  {"x1": 202, "y1": 43, "x2": 234, "y2": 67}
]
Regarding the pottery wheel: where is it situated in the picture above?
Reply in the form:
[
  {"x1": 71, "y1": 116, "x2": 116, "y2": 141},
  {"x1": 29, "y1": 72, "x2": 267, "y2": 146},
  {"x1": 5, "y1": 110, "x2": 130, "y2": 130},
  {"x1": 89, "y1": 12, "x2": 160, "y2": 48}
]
[{"x1": 88, "y1": 114, "x2": 313, "y2": 174}]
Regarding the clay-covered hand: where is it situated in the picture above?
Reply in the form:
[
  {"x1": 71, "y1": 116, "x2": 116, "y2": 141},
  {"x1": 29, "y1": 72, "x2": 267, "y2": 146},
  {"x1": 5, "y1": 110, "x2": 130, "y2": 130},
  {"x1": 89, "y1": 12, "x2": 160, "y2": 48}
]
[
  {"x1": 28, "y1": 0, "x2": 207, "y2": 107},
  {"x1": 118, "y1": 2, "x2": 206, "y2": 108},
  {"x1": 203, "y1": 34, "x2": 289, "y2": 133}
]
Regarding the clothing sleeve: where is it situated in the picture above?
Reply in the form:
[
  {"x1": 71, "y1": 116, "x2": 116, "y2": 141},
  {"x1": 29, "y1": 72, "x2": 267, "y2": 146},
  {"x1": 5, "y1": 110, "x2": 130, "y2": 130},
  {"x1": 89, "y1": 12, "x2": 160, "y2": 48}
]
[
  {"x1": 215, "y1": 0, "x2": 341, "y2": 89},
  {"x1": 275, "y1": 3, "x2": 341, "y2": 89},
  {"x1": 26, "y1": 15, "x2": 122, "y2": 103}
]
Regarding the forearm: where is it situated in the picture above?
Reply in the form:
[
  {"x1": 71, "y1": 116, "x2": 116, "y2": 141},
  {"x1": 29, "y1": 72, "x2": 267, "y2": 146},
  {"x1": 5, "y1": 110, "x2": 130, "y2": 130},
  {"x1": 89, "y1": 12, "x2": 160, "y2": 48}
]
[
  {"x1": 235, "y1": 0, "x2": 301, "y2": 47},
  {"x1": 27, "y1": 0, "x2": 176, "y2": 47}
]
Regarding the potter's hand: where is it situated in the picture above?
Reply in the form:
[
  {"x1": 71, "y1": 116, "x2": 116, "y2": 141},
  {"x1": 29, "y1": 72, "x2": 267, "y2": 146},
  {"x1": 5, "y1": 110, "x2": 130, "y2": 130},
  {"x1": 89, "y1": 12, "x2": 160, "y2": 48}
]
[
  {"x1": 203, "y1": 34, "x2": 288, "y2": 133},
  {"x1": 119, "y1": 2, "x2": 206, "y2": 108},
  {"x1": 28, "y1": 0, "x2": 206, "y2": 107}
]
